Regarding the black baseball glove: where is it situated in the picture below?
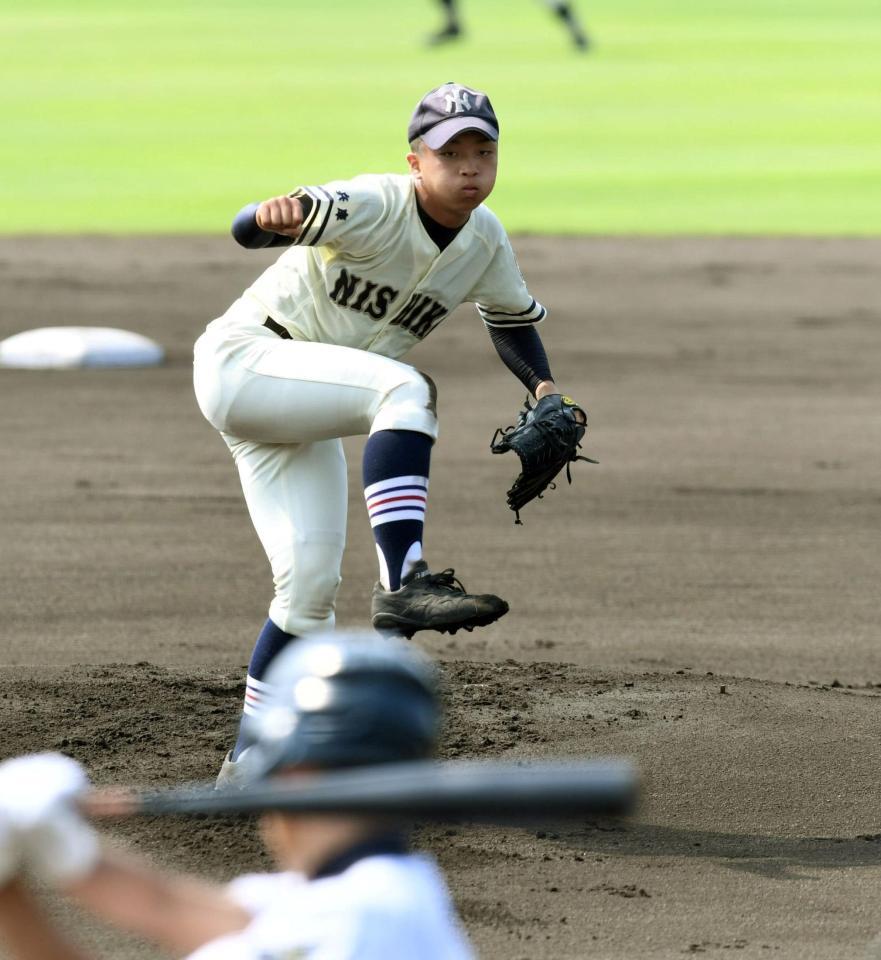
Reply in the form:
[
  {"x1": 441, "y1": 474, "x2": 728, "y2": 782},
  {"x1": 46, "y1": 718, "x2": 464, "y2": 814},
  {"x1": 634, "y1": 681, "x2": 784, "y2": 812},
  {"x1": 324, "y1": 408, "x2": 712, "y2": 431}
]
[{"x1": 490, "y1": 394, "x2": 597, "y2": 523}]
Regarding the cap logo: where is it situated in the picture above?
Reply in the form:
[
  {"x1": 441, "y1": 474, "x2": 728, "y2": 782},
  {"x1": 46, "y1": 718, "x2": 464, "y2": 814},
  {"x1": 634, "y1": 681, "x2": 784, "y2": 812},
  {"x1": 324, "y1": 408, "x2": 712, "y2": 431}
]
[{"x1": 443, "y1": 86, "x2": 473, "y2": 114}]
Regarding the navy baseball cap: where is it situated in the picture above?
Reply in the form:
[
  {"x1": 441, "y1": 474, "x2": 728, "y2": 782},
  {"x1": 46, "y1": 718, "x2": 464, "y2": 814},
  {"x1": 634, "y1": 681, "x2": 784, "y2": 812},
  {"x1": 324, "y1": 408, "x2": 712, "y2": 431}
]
[{"x1": 408, "y1": 82, "x2": 499, "y2": 149}]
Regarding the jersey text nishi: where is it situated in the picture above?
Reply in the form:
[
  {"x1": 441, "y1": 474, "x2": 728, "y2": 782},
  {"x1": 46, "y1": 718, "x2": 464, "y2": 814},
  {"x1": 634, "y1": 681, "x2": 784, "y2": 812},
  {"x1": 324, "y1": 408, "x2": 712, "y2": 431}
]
[{"x1": 240, "y1": 173, "x2": 545, "y2": 360}]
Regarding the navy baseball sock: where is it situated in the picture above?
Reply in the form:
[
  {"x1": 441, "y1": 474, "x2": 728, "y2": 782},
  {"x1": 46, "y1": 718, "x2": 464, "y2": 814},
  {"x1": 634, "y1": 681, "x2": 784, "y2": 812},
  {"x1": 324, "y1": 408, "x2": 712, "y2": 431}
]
[
  {"x1": 363, "y1": 429, "x2": 432, "y2": 591},
  {"x1": 232, "y1": 618, "x2": 297, "y2": 760}
]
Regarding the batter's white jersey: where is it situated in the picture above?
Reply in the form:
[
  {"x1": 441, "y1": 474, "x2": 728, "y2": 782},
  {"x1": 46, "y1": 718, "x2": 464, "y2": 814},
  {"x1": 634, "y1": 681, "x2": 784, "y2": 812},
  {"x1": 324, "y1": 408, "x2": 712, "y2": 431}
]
[
  {"x1": 239, "y1": 173, "x2": 545, "y2": 360},
  {"x1": 186, "y1": 854, "x2": 475, "y2": 960}
]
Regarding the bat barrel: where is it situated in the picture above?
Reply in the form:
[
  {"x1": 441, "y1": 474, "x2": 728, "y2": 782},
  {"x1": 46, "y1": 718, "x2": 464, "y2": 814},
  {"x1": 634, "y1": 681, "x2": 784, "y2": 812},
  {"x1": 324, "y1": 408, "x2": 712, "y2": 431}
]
[{"x1": 124, "y1": 759, "x2": 637, "y2": 821}]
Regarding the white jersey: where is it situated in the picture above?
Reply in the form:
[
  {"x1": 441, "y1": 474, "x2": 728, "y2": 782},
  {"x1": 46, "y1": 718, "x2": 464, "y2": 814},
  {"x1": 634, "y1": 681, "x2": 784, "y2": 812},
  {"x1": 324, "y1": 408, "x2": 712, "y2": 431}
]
[
  {"x1": 238, "y1": 173, "x2": 545, "y2": 360},
  {"x1": 186, "y1": 854, "x2": 475, "y2": 960}
]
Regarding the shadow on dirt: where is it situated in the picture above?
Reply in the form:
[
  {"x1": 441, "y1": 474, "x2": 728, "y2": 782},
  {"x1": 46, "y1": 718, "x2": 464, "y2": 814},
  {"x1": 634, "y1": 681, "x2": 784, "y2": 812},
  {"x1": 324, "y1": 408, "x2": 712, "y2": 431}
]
[{"x1": 525, "y1": 819, "x2": 881, "y2": 880}]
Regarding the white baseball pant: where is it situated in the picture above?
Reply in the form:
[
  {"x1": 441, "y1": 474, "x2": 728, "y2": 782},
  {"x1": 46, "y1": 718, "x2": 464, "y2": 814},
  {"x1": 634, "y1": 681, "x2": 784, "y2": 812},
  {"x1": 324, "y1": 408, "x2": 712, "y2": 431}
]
[{"x1": 193, "y1": 297, "x2": 438, "y2": 634}]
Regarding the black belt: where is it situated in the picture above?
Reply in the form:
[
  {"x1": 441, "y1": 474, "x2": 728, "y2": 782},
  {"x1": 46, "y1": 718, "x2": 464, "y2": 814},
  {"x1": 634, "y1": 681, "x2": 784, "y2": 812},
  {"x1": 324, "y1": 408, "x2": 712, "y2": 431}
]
[{"x1": 264, "y1": 317, "x2": 293, "y2": 340}]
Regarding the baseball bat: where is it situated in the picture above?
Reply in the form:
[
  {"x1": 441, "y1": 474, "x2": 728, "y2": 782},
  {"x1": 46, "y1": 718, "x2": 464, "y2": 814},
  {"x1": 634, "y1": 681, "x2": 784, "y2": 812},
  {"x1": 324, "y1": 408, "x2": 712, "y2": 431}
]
[{"x1": 83, "y1": 758, "x2": 637, "y2": 821}]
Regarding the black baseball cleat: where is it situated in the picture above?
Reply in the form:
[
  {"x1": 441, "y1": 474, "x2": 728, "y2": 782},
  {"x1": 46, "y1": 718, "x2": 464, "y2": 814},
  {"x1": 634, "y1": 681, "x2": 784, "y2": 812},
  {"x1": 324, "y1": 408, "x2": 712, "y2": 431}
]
[
  {"x1": 372, "y1": 561, "x2": 509, "y2": 638},
  {"x1": 572, "y1": 30, "x2": 590, "y2": 51},
  {"x1": 426, "y1": 23, "x2": 462, "y2": 46}
]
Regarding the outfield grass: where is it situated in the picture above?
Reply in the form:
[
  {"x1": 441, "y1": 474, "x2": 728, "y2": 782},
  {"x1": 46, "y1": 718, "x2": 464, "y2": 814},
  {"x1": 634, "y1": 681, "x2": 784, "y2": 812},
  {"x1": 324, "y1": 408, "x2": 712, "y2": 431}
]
[{"x1": 1, "y1": 0, "x2": 879, "y2": 234}]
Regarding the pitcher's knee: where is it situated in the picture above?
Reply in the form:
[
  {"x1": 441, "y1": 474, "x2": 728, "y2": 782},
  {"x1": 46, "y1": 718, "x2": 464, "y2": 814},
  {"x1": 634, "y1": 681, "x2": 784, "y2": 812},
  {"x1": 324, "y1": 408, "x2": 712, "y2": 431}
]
[
  {"x1": 269, "y1": 539, "x2": 343, "y2": 635},
  {"x1": 371, "y1": 368, "x2": 439, "y2": 440}
]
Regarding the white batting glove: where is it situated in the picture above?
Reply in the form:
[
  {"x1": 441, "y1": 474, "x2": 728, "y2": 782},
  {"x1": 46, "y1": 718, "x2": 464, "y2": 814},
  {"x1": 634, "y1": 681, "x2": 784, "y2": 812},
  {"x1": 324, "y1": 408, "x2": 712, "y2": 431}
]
[
  {"x1": 0, "y1": 753, "x2": 100, "y2": 885},
  {"x1": 0, "y1": 809, "x2": 23, "y2": 887}
]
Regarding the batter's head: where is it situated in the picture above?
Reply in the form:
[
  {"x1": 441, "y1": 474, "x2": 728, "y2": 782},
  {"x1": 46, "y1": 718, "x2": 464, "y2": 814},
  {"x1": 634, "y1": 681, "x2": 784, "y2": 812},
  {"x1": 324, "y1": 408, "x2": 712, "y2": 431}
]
[
  {"x1": 243, "y1": 631, "x2": 440, "y2": 778},
  {"x1": 408, "y1": 82, "x2": 499, "y2": 149}
]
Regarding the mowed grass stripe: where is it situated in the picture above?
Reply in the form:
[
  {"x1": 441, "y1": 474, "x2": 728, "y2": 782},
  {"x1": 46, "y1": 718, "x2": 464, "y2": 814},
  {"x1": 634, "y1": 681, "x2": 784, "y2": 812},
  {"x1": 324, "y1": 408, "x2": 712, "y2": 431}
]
[{"x1": 1, "y1": 0, "x2": 879, "y2": 233}]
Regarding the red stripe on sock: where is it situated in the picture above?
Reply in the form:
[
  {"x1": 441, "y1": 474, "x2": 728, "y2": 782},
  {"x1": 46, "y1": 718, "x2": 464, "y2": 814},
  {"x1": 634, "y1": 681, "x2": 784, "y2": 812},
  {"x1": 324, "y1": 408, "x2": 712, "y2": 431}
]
[{"x1": 368, "y1": 494, "x2": 427, "y2": 510}]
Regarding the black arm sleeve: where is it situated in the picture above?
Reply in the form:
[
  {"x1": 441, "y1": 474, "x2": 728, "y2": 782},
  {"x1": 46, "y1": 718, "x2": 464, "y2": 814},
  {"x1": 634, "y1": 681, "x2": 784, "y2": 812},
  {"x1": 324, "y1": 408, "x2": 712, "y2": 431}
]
[
  {"x1": 230, "y1": 194, "x2": 316, "y2": 249},
  {"x1": 488, "y1": 324, "x2": 554, "y2": 397}
]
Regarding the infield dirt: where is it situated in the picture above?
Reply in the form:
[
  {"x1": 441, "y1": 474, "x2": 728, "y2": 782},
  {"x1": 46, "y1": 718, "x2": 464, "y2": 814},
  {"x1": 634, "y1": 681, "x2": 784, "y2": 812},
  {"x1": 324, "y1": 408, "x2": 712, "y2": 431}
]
[{"x1": 1, "y1": 236, "x2": 880, "y2": 959}]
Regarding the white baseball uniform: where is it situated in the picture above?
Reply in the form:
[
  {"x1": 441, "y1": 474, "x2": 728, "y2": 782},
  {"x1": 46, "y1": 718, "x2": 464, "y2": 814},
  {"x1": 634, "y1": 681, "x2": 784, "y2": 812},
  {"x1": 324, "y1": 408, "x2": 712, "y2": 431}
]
[
  {"x1": 187, "y1": 854, "x2": 475, "y2": 960},
  {"x1": 193, "y1": 172, "x2": 545, "y2": 634}
]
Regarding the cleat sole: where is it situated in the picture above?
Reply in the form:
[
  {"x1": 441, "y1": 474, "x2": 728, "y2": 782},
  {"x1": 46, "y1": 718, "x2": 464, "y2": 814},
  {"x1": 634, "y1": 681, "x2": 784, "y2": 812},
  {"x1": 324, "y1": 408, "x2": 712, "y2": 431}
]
[{"x1": 371, "y1": 603, "x2": 509, "y2": 638}]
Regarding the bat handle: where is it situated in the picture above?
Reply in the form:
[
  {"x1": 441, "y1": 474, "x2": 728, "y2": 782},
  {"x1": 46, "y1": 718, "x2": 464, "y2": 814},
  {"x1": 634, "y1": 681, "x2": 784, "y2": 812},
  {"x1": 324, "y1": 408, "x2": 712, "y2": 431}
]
[{"x1": 79, "y1": 788, "x2": 141, "y2": 819}]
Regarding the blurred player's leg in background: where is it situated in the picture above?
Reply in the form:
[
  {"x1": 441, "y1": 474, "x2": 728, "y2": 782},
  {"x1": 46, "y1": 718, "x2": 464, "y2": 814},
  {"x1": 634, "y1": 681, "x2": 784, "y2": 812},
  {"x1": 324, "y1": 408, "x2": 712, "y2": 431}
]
[
  {"x1": 428, "y1": 0, "x2": 463, "y2": 45},
  {"x1": 540, "y1": 0, "x2": 590, "y2": 50},
  {"x1": 427, "y1": 0, "x2": 589, "y2": 50}
]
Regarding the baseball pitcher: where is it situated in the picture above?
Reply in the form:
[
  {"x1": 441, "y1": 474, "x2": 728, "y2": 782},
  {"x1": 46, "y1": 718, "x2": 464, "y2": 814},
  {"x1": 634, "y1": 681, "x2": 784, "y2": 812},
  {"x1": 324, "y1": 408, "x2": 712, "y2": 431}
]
[{"x1": 190, "y1": 82, "x2": 587, "y2": 782}]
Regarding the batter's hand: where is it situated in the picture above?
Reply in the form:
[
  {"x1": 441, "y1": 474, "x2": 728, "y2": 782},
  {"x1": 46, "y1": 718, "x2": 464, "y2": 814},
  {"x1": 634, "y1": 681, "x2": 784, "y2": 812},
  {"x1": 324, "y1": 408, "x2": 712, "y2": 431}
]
[
  {"x1": 0, "y1": 753, "x2": 100, "y2": 886},
  {"x1": 256, "y1": 195, "x2": 305, "y2": 238}
]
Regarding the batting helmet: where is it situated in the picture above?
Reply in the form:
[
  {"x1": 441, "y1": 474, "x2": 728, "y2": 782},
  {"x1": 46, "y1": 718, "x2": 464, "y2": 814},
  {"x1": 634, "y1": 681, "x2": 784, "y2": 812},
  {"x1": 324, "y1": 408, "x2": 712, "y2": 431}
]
[{"x1": 243, "y1": 631, "x2": 440, "y2": 778}]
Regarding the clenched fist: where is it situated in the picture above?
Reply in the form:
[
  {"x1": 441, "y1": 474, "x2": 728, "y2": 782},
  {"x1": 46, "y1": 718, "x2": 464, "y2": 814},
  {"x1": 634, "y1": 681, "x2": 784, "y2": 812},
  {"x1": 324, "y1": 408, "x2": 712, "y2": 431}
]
[{"x1": 256, "y1": 195, "x2": 305, "y2": 238}]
